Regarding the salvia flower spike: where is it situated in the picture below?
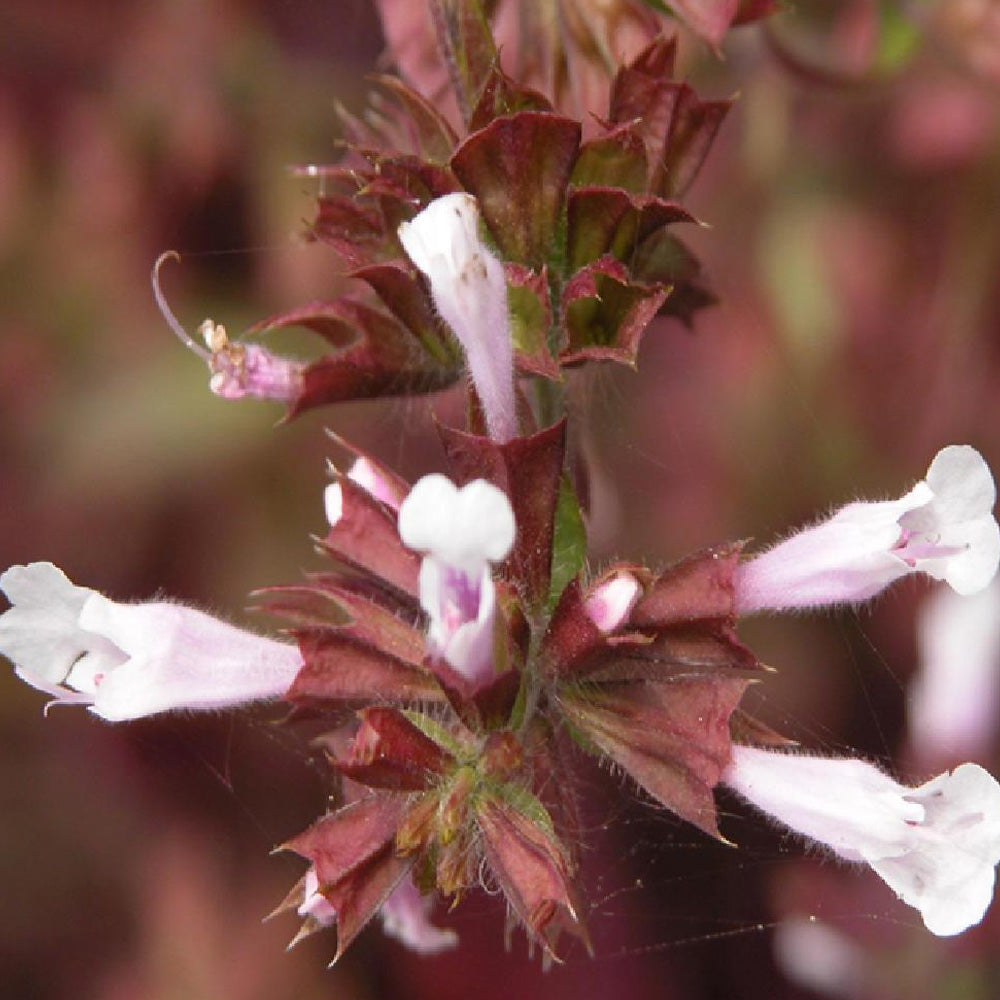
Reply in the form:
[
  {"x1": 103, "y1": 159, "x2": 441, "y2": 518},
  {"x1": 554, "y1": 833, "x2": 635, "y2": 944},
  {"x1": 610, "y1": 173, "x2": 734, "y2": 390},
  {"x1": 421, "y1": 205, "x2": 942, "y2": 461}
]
[{"x1": 7, "y1": 3, "x2": 1000, "y2": 968}]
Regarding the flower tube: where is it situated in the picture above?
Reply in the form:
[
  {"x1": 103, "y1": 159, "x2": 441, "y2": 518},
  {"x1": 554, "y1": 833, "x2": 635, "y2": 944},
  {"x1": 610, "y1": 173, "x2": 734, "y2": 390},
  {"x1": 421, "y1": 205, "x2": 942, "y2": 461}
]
[
  {"x1": 0, "y1": 562, "x2": 302, "y2": 722},
  {"x1": 736, "y1": 445, "x2": 1000, "y2": 613},
  {"x1": 724, "y1": 744, "x2": 1000, "y2": 936}
]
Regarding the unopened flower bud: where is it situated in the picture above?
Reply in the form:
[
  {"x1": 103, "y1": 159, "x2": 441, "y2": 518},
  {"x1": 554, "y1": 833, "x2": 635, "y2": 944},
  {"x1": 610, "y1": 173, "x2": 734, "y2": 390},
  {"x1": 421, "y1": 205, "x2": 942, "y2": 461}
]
[
  {"x1": 398, "y1": 193, "x2": 517, "y2": 443},
  {"x1": 584, "y1": 571, "x2": 641, "y2": 632}
]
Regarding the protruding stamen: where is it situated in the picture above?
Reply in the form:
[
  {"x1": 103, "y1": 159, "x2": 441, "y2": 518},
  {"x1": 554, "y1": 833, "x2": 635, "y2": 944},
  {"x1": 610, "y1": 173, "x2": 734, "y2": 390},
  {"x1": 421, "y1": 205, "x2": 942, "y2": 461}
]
[{"x1": 152, "y1": 252, "x2": 211, "y2": 362}]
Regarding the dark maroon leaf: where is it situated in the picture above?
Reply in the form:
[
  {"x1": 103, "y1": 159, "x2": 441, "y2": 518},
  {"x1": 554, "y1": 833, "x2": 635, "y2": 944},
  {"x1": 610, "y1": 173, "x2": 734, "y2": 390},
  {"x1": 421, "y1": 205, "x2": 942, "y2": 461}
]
[
  {"x1": 360, "y1": 154, "x2": 459, "y2": 203},
  {"x1": 311, "y1": 196, "x2": 392, "y2": 269},
  {"x1": 540, "y1": 578, "x2": 607, "y2": 679},
  {"x1": 609, "y1": 39, "x2": 730, "y2": 199},
  {"x1": 569, "y1": 124, "x2": 649, "y2": 194},
  {"x1": 656, "y1": 87, "x2": 730, "y2": 199},
  {"x1": 476, "y1": 795, "x2": 586, "y2": 955},
  {"x1": 609, "y1": 35, "x2": 679, "y2": 134},
  {"x1": 451, "y1": 112, "x2": 581, "y2": 270},
  {"x1": 370, "y1": 74, "x2": 459, "y2": 162},
  {"x1": 505, "y1": 264, "x2": 560, "y2": 380},
  {"x1": 320, "y1": 474, "x2": 421, "y2": 597},
  {"x1": 349, "y1": 262, "x2": 457, "y2": 364},
  {"x1": 283, "y1": 794, "x2": 406, "y2": 886},
  {"x1": 324, "y1": 847, "x2": 414, "y2": 962},
  {"x1": 631, "y1": 544, "x2": 743, "y2": 628},
  {"x1": 291, "y1": 628, "x2": 444, "y2": 706},
  {"x1": 246, "y1": 300, "x2": 362, "y2": 347},
  {"x1": 560, "y1": 256, "x2": 671, "y2": 367},
  {"x1": 438, "y1": 420, "x2": 567, "y2": 609},
  {"x1": 259, "y1": 577, "x2": 423, "y2": 662},
  {"x1": 560, "y1": 676, "x2": 749, "y2": 837},
  {"x1": 583, "y1": 628, "x2": 762, "y2": 682},
  {"x1": 336, "y1": 707, "x2": 456, "y2": 790},
  {"x1": 566, "y1": 187, "x2": 694, "y2": 275},
  {"x1": 290, "y1": 343, "x2": 458, "y2": 418},
  {"x1": 469, "y1": 63, "x2": 555, "y2": 132}
]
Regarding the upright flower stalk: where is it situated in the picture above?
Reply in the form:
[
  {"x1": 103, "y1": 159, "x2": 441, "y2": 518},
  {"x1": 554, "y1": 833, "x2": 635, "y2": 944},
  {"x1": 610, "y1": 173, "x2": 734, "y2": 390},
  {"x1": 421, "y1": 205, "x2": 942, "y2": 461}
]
[{"x1": 4, "y1": 0, "x2": 1000, "y2": 969}]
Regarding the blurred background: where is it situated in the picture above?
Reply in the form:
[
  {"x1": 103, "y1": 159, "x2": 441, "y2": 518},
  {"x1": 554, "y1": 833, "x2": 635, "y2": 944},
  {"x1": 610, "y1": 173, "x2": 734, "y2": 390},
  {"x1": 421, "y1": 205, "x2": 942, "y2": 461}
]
[{"x1": 2, "y1": 1, "x2": 1000, "y2": 998}]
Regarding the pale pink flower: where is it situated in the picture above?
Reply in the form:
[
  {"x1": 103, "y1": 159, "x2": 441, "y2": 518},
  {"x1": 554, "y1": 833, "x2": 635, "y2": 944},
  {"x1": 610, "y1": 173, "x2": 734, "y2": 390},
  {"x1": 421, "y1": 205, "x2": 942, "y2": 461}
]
[
  {"x1": 725, "y1": 745, "x2": 1000, "y2": 936},
  {"x1": 736, "y1": 445, "x2": 1000, "y2": 613},
  {"x1": 398, "y1": 474, "x2": 515, "y2": 684},
  {"x1": 398, "y1": 194, "x2": 517, "y2": 444},
  {"x1": 0, "y1": 562, "x2": 301, "y2": 722}
]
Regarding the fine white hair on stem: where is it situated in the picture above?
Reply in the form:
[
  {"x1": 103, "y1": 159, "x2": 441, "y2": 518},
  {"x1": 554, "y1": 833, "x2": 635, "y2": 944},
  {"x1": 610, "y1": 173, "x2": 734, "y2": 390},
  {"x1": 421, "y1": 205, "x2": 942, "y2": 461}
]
[{"x1": 152, "y1": 251, "x2": 211, "y2": 362}]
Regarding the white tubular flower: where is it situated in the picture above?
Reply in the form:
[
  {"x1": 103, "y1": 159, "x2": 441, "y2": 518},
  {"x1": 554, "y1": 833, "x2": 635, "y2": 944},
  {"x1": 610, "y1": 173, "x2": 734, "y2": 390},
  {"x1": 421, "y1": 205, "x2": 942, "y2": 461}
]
[
  {"x1": 736, "y1": 445, "x2": 1000, "y2": 613},
  {"x1": 724, "y1": 745, "x2": 1000, "y2": 936},
  {"x1": 911, "y1": 578, "x2": 1000, "y2": 762},
  {"x1": 380, "y1": 876, "x2": 458, "y2": 954},
  {"x1": 0, "y1": 562, "x2": 302, "y2": 722},
  {"x1": 398, "y1": 193, "x2": 517, "y2": 444},
  {"x1": 398, "y1": 474, "x2": 515, "y2": 685},
  {"x1": 584, "y1": 571, "x2": 641, "y2": 633}
]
